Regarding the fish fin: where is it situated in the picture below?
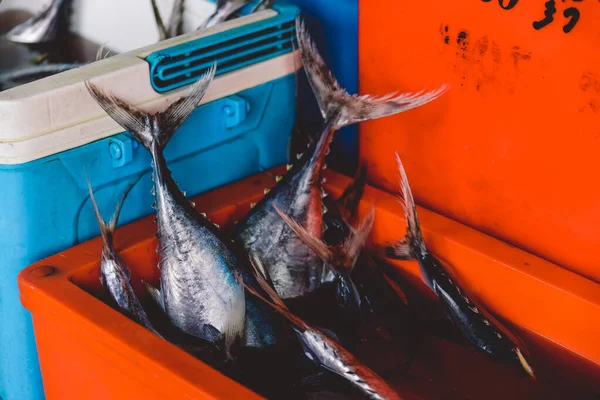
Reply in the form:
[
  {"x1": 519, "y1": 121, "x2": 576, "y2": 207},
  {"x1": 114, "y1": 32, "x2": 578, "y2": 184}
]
[
  {"x1": 383, "y1": 240, "x2": 414, "y2": 260},
  {"x1": 202, "y1": 324, "x2": 222, "y2": 342},
  {"x1": 85, "y1": 172, "x2": 111, "y2": 249},
  {"x1": 272, "y1": 202, "x2": 365, "y2": 309},
  {"x1": 167, "y1": 0, "x2": 185, "y2": 38},
  {"x1": 342, "y1": 205, "x2": 375, "y2": 272},
  {"x1": 222, "y1": 271, "x2": 246, "y2": 357},
  {"x1": 296, "y1": 16, "x2": 449, "y2": 130},
  {"x1": 107, "y1": 174, "x2": 143, "y2": 234},
  {"x1": 242, "y1": 253, "x2": 310, "y2": 331},
  {"x1": 336, "y1": 163, "x2": 368, "y2": 225},
  {"x1": 272, "y1": 203, "x2": 334, "y2": 265},
  {"x1": 4, "y1": 0, "x2": 64, "y2": 43},
  {"x1": 394, "y1": 152, "x2": 429, "y2": 263},
  {"x1": 84, "y1": 64, "x2": 216, "y2": 152},
  {"x1": 142, "y1": 281, "x2": 165, "y2": 312},
  {"x1": 150, "y1": 0, "x2": 168, "y2": 40},
  {"x1": 95, "y1": 43, "x2": 112, "y2": 62},
  {"x1": 516, "y1": 348, "x2": 536, "y2": 379}
]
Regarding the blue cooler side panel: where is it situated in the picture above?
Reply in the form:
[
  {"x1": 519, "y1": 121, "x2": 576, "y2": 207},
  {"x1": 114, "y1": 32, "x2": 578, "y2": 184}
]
[
  {"x1": 0, "y1": 74, "x2": 294, "y2": 400},
  {"x1": 285, "y1": 0, "x2": 358, "y2": 175}
]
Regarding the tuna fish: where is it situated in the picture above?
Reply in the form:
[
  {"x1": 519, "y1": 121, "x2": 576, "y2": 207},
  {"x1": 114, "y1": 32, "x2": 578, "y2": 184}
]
[
  {"x1": 243, "y1": 253, "x2": 402, "y2": 400},
  {"x1": 4, "y1": 0, "x2": 70, "y2": 44},
  {"x1": 86, "y1": 174, "x2": 160, "y2": 336},
  {"x1": 235, "y1": 16, "x2": 449, "y2": 300},
  {"x1": 383, "y1": 153, "x2": 535, "y2": 378},
  {"x1": 84, "y1": 66, "x2": 280, "y2": 351}
]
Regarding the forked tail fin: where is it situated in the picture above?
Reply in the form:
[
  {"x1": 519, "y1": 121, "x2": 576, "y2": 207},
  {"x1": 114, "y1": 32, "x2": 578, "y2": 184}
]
[
  {"x1": 85, "y1": 173, "x2": 142, "y2": 256},
  {"x1": 84, "y1": 64, "x2": 216, "y2": 153},
  {"x1": 296, "y1": 16, "x2": 449, "y2": 130}
]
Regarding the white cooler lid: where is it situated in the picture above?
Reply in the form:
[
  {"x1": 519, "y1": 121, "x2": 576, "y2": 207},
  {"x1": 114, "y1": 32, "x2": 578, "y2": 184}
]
[{"x1": 0, "y1": 4, "x2": 301, "y2": 165}]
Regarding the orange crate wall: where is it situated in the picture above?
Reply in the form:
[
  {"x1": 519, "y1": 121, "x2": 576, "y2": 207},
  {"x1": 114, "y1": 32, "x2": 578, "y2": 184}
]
[{"x1": 358, "y1": 1, "x2": 600, "y2": 283}]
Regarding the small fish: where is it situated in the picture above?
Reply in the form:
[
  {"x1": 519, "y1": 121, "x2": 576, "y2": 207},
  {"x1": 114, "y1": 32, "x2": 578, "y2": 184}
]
[
  {"x1": 198, "y1": 0, "x2": 250, "y2": 30},
  {"x1": 0, "y1": 63, "x2": 81, "y2": 91},
  {"x1": 84, "y1": 66, "x2": 280, "y2": 351},
  {"x1": 86, "y1": 174, "x2": 160, "y2": 336},
  {"x1": 383, "y1": 153, "x2": 535, "y2": 378},
  {"x1": 243, "y1": 254, "x2": 402, "y2": 400},
  {"x1": 235, "y1": 17, "x2": 449, "y2": 300},
  {"x1": 150, "y1": 0, "x2": 185, "y2": 40},
  {"x1": 4, "y1": 0, "x2": 70, "y2": 44}
]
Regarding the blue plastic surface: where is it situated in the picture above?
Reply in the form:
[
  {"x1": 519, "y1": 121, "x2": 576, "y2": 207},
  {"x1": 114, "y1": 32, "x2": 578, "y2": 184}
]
[
  {"x1": 203, "y1": 0, "x2": 359, "y2": 173},
  {"x1": 147, "y1": 4, "x2": 298, "y2": 93},
  {"x1": 284, "y1": 0, "x2": 358, "y2": 175},
  {"x1": 1, "y1": 74, "x2": 295, "y2": 400}
]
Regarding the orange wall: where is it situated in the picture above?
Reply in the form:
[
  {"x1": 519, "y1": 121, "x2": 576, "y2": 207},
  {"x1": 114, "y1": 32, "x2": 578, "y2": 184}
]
[{"x1": 359, "y1": 0, "x2": 600, "y2": 283}]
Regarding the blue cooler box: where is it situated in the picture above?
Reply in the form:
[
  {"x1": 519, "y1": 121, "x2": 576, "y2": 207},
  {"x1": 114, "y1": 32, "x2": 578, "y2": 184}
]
[{"x1": 0, "y1": 4, "x2": 300, "y2": 399}]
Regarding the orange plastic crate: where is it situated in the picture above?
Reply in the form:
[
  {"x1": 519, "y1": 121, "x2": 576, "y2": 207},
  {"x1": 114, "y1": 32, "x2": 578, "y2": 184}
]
[
  {"x1": 359, "y1": 1, "x2": 600, "y2": 284},
  {"x1": 19, "y1": 168, "x2": 600, "y2": 399}
]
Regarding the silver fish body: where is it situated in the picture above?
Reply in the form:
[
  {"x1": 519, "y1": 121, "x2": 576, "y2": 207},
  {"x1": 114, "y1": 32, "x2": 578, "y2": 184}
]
[
  {"x1": 384, "y1": 154, "x2": 535, "y2": 378},
  {"x1": 244, "y1": 255, "x2": 402, "y2": 400},
  {"x1": 87, "y1": 175, "x2": 159, "y2": 335},
  {"x1": 85, "y1": 67, "x2": 280, "y2": 349},
  {"x1": 236, "y1": 121, "x2": 334, "y2": 299},
  {"x1": 236, "y1": 17, "x2": 448, "y2": 300},
  {"x1": 4, "y1": 0, "x2": 68, "y2": 44},
  {"x1": 296, "y1": 328, "x2": 401, "y2": 400}
]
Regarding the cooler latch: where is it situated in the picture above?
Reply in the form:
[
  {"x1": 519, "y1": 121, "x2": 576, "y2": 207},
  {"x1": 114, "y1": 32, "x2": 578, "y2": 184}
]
[
  {"x1": 222, "y1": 95, "x2": 249, "y2": 129},
  {"x1": 109, "y1": 135, "x2": 135, "y2": 168}
]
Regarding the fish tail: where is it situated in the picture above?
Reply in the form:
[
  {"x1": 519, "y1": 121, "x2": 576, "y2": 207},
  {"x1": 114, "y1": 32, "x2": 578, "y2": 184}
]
[
  {"x1": 243, "y1": 253, "x2": 310, "y2": 331},
  {"x1": 296, "y1": 16, "x2": 449, "y2": 130},
  {"x1": 142, "y1": 280, "x2": 165, "y2": 311},
  {"x1": 84, "y1": 64, "x2": 216, "y2": 153},
  {"x1": 150, "y1": 0, "x2": 168, "y2": 40},
  {"x1": 336, "y1": 163, "x2": 368, "y2": 225},
  {"x1": 85, "y1": 173, "x2": 111, "y2": 250},
  {"x1": 166, "y1": 0, "x2": 185, "y2": 38},
  {"x1": 85, "y1": 172, "x2": 141, "y2": 253},
  {"x1": 388, "y1": 153, "x2": 433, "y2": 288}
]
